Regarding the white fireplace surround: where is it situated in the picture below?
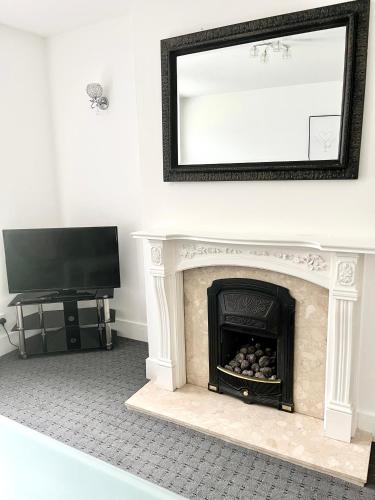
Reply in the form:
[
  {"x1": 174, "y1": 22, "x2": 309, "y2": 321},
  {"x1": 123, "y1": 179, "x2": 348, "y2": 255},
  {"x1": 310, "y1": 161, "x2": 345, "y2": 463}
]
[{"x1": 133, "y1": 230, "x2": 372, "y2": 443}]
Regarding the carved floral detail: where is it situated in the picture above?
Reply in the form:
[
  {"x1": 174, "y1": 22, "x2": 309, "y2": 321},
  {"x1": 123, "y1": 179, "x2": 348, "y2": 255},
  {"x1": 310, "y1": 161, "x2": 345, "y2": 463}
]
[
  {"x1": 249, "y1": 250, "x2": 327, "y2": 271},
  {"x1": 179, "y1": 244, "x2": 328, "y2": 272},
  {"x1": 272, "y1": 252, "x2": 328, "y2": 271},
  {"x1": 180, "y1": 245, "x2": 242, "y2": 259},
  {"x1": 337, "y1": 262, "x2": 355, "y2": 286},
  {"x1": 151, "y1": 246, "x2": 163, "y2": 266}
]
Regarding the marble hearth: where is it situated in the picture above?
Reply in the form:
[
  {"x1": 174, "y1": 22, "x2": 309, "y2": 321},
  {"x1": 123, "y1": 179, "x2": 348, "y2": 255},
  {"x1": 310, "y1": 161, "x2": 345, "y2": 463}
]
[{"x1": 127, "y1": 230, "x2": 373, "y2": 485}]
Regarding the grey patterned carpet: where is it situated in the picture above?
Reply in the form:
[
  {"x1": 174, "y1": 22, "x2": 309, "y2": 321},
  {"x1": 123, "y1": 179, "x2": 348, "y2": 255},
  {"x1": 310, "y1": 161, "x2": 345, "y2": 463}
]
[{"x1": 0, "y1": 337, "x2": 374, "y2": 500}]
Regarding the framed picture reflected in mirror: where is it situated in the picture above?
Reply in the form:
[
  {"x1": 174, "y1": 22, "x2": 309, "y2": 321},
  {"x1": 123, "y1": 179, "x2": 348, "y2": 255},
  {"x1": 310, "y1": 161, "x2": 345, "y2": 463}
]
[{"x1": 308, "y1": 115, "x2": 342, "y2": 161}]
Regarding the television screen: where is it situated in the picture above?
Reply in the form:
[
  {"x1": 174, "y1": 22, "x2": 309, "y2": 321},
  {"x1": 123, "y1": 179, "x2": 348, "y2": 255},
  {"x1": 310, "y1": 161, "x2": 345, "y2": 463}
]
[{"x1": 2, "y1": 227, "x2": 121, "y2": 293}]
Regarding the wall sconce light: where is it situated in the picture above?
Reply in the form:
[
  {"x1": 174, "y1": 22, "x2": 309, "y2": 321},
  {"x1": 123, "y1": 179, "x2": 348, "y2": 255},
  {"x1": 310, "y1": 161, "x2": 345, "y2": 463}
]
[{"x1": 86, "y1": 83, "x2": 109, "y2": 110}]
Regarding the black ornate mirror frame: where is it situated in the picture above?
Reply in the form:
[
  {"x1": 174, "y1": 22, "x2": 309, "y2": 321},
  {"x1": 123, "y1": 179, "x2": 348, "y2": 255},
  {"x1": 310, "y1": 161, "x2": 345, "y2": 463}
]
[{"x1": 161, "y1": 0, "x2": 369, "y2": 182}]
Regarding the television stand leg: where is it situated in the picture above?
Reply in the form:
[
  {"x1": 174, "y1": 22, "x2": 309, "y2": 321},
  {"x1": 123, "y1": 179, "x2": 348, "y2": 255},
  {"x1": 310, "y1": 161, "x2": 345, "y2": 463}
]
[
  {"x1": 96, "y1": 299, "x2": 103, "y2": 323},
  {"x1": 103, "y1": 297, "x2": 112, "y2": 350},
  {"x1": 16, "y1": 304, "x2": 27, "y2": 359},
  {"x1": 104, "y1": 320, "x2": 112, "y2": 351}
]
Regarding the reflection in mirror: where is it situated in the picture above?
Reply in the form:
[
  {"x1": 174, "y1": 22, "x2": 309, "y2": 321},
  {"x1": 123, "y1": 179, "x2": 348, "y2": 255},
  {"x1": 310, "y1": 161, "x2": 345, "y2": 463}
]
[{"x1": 177, "y1": 26, "x2": 346, "y2": 165}]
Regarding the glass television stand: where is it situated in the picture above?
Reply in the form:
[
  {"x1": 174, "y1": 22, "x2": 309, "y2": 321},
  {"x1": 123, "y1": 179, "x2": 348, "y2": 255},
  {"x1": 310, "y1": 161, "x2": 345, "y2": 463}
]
[{"x1": 8, "y1": 289, "x2": 116, "y2": 359}]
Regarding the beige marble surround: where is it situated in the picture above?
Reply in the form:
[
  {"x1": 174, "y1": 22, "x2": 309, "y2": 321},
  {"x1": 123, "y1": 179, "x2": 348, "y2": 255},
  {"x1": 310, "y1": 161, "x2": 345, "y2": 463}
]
[{"x1": 184, "y1": 266, "x2": 328, "y2": 419}]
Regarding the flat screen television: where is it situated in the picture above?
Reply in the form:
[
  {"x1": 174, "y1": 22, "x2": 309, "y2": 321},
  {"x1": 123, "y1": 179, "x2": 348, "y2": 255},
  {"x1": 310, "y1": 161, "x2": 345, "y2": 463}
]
[{"x1": 2, "y1": 227, "x2": 121, "y2": 294}]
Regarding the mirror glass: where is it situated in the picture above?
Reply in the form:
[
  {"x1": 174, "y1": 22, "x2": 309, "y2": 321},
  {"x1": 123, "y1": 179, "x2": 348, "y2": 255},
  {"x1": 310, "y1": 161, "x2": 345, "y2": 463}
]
[{"x1": 177, "y1": 26, "x2": 346, "y2": 165}]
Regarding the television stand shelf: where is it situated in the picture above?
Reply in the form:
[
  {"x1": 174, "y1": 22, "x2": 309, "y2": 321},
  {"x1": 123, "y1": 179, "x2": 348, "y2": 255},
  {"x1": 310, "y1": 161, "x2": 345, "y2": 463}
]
[{"x1": 8, "y1": 289, "x2": 116, "y2": 359}]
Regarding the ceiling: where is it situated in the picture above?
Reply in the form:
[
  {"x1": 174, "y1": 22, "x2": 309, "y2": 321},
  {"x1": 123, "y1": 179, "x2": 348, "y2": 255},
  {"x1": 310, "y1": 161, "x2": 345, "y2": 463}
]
[
  {"x1": 177, "y1": 26, "x2": 346, "y2": 97},
  {"x1": 0, "y1": 0, "x2": 132, "y2": 37}
]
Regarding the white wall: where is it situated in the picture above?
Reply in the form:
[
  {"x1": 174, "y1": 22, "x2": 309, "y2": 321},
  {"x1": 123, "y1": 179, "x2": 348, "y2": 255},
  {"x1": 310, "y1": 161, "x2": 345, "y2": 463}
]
[
  {"x1": 0, "y1": 24, "x2": 60, "y2": 353},
  {"x1": 47, "y1": 17, "x2": 147, "y2": 340},
  {"x1": 179, "y1": 81, "x2": 342, "y2": 164}
]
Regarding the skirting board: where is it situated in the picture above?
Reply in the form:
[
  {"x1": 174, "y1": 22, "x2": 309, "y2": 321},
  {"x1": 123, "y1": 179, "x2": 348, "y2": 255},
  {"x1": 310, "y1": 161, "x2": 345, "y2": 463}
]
[{"x1": 115, "y1": 318, "x2": 148, "y2": 343}]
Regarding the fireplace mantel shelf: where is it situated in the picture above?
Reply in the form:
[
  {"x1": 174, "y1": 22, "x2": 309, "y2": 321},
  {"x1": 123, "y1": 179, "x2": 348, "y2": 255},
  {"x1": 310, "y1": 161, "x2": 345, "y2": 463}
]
[{"x1": 132, "y1": 229, "x2": 375, "y2": 254}]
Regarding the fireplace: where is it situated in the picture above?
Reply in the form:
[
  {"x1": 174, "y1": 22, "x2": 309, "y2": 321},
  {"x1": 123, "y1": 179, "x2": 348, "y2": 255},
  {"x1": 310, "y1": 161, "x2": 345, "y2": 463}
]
[
  {"x1": 127, "y1": 231, "x2": 373, "y2": 484},
  {"x1": 131, "y1": 230, "x2": 365, "y2": 444},
  {"x1": 207, "y1": 278, "x2": 295, "y2": 411}
]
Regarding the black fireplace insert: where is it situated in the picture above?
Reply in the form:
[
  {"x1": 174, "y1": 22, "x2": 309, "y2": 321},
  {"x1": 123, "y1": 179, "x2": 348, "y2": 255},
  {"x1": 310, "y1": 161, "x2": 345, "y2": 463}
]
[{"x1": 207, "y1": 278, "x2": 295, "y2": 412}]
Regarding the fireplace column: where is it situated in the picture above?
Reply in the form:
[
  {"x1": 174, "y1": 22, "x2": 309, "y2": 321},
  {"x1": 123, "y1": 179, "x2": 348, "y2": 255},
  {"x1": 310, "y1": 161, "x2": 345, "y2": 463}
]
[
  {"x1": 142, "y1": 239, "x2": 185, "y2": 391},
  {"x1": 325, "y1": 253, "x2": 361, "y2": 442}
]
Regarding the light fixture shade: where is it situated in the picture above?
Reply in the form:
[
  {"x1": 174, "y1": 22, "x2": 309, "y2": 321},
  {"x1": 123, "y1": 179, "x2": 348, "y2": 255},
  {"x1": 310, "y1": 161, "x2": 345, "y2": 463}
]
[
  {"x1": 282, "y1": 46, "x2": 291, "y2": 60},
  {"x1": 249, "y1": 39, "x2": 291, "y2": 63},
  {"x1": 86, "y1": 82, "x2": 103, "y2": 99},
  {"x1": 260, "y1": 47, "x2": 269, "y2": 63},
  {"x1": 272, "y1": 40, "x2": 281, "y2": 52}
]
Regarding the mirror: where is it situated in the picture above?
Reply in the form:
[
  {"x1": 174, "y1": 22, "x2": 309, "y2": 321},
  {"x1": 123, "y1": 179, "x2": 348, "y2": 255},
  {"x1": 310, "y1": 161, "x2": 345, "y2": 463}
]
[
  {"x1": 177, "y1": 27, "x2": 346, "y2": 165},
  {"x1": 161, "y1": 0, "x2": 369, "y2": 181}
]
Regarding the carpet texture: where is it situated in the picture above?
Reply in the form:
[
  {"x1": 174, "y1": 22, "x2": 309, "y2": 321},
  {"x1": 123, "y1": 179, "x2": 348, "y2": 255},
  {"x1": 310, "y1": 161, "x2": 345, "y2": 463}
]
[{"x1": 0, "y1": 337, "x2": 374, "y2": 500}]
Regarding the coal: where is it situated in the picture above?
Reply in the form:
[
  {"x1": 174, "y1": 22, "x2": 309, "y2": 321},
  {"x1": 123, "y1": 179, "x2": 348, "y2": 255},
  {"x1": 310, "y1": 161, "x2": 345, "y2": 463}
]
[
  {"x1": 260, "y1": 367, "x2": 273, "y2": 377},
  {"x1": 240, "y1": 360, "x2": 250, "y2": 370},
  {"x1": 229, "y1": 360, "x2": 240, "y2": 368},
  {"x1": 246, "y1": 353, "x2": 256, "y2": 364},
  {"x1": 251, "y1": 363, "x2": 260, "y2": 373},
  {"x1": 225, "y1": 343, "x2": 278, "y2": 380},
  {"x1": 259, "y1": 356, "x2": 270, "y2": 368}
]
